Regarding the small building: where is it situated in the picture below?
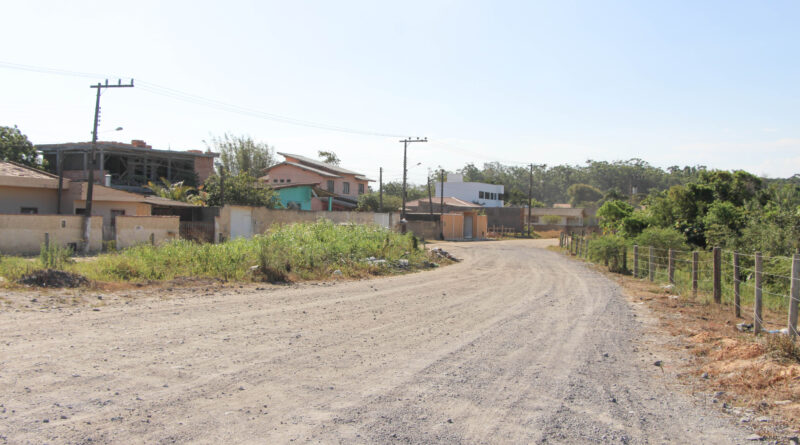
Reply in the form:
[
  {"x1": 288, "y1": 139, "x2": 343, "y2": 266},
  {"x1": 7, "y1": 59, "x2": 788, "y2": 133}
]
[
  {"x1": 434, "y1": 173, "x2": 504, "y2": 207},
  {"x1": 527, "y1": 207, "x2": 596, "y2": 228},
  {"x1": 405, "y1": 196, "x2": 483, "y2": 214},
  {"x1": 38, "y1": 139, "x2": 218, "y2": 193},
  {"x1": 0, "y1": 161, "x2": 62, "y2": 215},
  {"x1": 260, "y1": 152, "x2": 372, "y2": 210},
  {"x1": 271, "y1": 182, "x2": 337, "y2": 211}
]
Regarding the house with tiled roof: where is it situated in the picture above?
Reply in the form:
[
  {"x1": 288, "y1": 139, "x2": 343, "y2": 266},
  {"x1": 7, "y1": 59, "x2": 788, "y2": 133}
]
[{"x1": 259, "y1": 152, "x2": 373, "y2": 210}]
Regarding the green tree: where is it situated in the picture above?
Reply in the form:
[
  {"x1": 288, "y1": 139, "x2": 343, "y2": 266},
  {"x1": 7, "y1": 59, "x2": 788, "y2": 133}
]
[
  {"x1": 596, "y1": 200, "x2": 634, "y2": 233},
  {"x1": 1, "y1": 125, "x2": 38, "y2": 167},
  {"x1": 203, "y1": 173, "x2": 280, "y2": 207},
  {"x1": 702, "y1": 201, "x2": 745, "y2": 248},
  {"x1": 145, "y1": 177, "x2": 207, "y2": 205},
  {"x1": 208, "y1": 133, "x2": 276, "y2": 177},
  {"x1": 567, "y1": 183, "x2": 603, "y2": 207},
  {"x1": 317, "y1": 150, "x2": 340, "y2": 166},
  {"x1": 633, "y1": 227, "x2": 687, "y2": 251},
  {"x1": 356, "y1": 192, "x2": 402, "y2": 212}
]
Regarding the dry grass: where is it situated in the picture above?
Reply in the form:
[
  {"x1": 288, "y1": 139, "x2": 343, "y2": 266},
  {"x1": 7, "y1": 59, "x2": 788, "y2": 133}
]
[
  {"x1": 604, "y1": 268, "x2": 800, "y2": 431},
  {"x1": 534, "y1": 229, "x2": 562, "y2": 239}
]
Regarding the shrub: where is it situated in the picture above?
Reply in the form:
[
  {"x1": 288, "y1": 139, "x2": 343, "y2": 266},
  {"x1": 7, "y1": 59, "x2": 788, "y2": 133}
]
[
  {"x1": 765, "y1": 334, "x2": 800, "y2": 363},
  {"x1": 39, "y1": 243, "x2": 74, "y2": 270},
  {"x1": 588, "y1": 235, "x2": 628, "y2": 273},
  {"x1": 632, "y1": 227, "x2": 687, "y2": 252}
]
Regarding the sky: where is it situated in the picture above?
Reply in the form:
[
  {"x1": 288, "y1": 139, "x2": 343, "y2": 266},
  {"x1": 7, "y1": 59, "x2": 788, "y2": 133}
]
[{"x1": 1, "y1": 0, "x2": 799, "y2": 185}]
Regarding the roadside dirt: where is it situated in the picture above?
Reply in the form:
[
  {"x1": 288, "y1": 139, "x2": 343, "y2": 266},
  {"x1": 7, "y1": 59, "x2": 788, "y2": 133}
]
[{"x1": 0, "y1": 239, "x2": 756, "y2": 444}]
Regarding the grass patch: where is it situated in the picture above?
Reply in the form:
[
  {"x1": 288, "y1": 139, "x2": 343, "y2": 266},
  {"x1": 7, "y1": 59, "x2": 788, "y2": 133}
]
[
  {"x1": 766, "y1": 334, "x2": 800, "y2": 363},
  {"x1": 1, "y1": 221, "x2": 437, "y2": 286}
]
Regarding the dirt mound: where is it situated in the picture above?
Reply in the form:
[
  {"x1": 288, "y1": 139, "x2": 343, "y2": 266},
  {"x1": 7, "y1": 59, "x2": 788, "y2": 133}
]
[{"x1": 19, "y1": 269, "x2": 89, "y2": 288}]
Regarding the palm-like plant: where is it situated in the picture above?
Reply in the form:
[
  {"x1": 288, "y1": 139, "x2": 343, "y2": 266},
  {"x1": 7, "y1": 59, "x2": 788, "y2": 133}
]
[{"x1": 145, "y1": 177, "x2": 206, "y2": 205}]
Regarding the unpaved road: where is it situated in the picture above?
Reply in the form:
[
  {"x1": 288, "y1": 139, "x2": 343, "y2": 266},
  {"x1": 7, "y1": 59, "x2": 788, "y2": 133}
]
[{"x1": 0, "y1": 240, "x2": 751, "y2": 444}]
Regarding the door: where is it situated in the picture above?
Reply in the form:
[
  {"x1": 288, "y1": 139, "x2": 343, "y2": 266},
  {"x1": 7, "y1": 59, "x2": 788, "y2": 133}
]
[
  {"x1": 464, "y1": 214, "x2": 473, "y2": 239},
  {"x1": 230, "y1": 207, "x2": 253, "y2": 239}
]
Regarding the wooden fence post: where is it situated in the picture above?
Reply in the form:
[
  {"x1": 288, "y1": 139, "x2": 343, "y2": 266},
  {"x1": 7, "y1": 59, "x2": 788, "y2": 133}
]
[
  {"x1": 622, "y1": 247, "x2": 628, "y2": 273},
  {"x1": 789, "y1": 253, "x2": 800, "y2": 341},
  {"x1": 584, "y1": 239, "x2": 589, "y2": 259},
  {"x1": 713, "y1": 247, "x2": 721, "y2": 304},
  {"x1": 668, "y1": 248, "x2": 675, "y2": 284},
  {"x1": 648, "y1": 246, "x2": 655, "y2": 282},
  {"x1": 150, "y1": 233, "x2": 155, "y2": 246},
  {"x1": 577, "y1": 236, "x2": 582, "y2": 257},
  {"x1": 733, "y1": 252, "x2": 741, "y2": 318},
  {"x1": 692, "y1": 251, "x2": 698, "y2": 298},
  {"x1": 754, "y1": 252, "x2": 763, "y2": 335},
  {"x1": 44, "y1": 232, "x2": 50, "y2": 249},
  {"x1": 633, "y1": 245, "x2": 639, "y2": 278}
]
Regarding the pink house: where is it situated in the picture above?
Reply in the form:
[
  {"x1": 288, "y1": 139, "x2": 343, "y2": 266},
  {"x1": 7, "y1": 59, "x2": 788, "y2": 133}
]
[{"x1": 260, "y1": 152, "x2": 372, "y2": 210}]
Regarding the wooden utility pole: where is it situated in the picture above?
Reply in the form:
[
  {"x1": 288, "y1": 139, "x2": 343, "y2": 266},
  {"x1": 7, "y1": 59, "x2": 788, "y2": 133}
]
[
  {"x1": 379, "y1": 167, "x2": 383, "y2": 211},
  {"x1": 84, "y1": 79, "x2": 134, "y2": 252},
  {"x1": 399, "y1": 137, "x2": 427, "y2": 230},
  {"x1": 789, "y1": 253, "x2": 800, "y2": 340},
  {"x1": 439, "y1": 169, "x2": 445, "y2": 240},
  {"x1": 426, "y1": 172, "x2": 434, "y2": 220},
  {"x1": 733, "y1": 252, "x2": 741, "y2": 318},
  {"x1": 713, "y1": 247, "x2": 721, "y2": 304},
  {"x1": 527, "y1": 163, "x2": 533, "y2": 238},
  {"x1": 754, "y1": 252, "x2": 763, "y2": 334}
]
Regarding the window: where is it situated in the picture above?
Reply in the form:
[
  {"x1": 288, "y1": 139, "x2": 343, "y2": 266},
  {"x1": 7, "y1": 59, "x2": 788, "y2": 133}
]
[
  {"x1": 75, "y1": 208, "x2": 86, "y2": 215},
  {"x1": 343, "y1": 182, "x2": 350, "y2": 194},
  {"x1": 479, "y1": 191, "x2": 485, "y2": 199},
  {"x1": 358, "y1": 183, "x2": 364, "y2": 194},
  {"x1": 280, "y1": 179, "x2": 285, "y2": 183},
  {"x1": 20, "y1": 207, "x2": 38, "y2": 214},
  {"x1": 287, "y1": 178, "x2": 291, "y2": 183},
  {"x1": 273, "y1": 179, "x2": 278, "y2": 183},
  {"x1": 327, "y1": 180, "x2": 334, "y2": 192}
]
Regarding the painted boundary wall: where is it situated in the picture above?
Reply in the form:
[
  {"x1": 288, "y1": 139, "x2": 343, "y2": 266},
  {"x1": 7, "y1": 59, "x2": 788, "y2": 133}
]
[
  {"x1": 115, "y1": 216, "x2": 180, "y2": 249},
  {"x1": 0, "y1": 214, "x2": 101, "y2": 255},
  {"x1": 214, "y1": 206, "x2": 399, "y2": 241}
]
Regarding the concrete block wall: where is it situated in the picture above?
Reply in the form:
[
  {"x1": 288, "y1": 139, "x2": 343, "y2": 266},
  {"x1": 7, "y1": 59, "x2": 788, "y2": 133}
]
[
  {"x1": 115, "y1": 216, "x2": 180, "y2": 249},
  {"x1": 0, "y1": 215, "x2": 102, "y2": 255}
]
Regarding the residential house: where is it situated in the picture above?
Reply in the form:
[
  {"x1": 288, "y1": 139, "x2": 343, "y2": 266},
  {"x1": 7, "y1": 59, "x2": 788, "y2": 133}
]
[
  {"x1": 271, "y1": 182, "x2": 337, "y2": 211},
  {"x1": 0, "y1": 161, "x2": 63, "y2": 215},
  {"x1": 38, "y1": 139, "x2": 218, "y2": 193},
  {"x1": 260, "y1": 152, "x2": 372, "y2": 210},
  {"x1": 434, "y1": 173, "x2": 504, "y2": 207}
]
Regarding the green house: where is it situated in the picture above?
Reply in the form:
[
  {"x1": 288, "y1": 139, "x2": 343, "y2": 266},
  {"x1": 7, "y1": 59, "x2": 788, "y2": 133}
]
[{"x1": 272, "y1": 182, "x2": 336, "y2": 211}]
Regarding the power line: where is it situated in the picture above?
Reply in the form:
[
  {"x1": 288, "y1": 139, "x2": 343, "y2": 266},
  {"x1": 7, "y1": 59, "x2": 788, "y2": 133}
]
[{"x1": 0, "y1": 60, "x2": 405, "y2": 138}]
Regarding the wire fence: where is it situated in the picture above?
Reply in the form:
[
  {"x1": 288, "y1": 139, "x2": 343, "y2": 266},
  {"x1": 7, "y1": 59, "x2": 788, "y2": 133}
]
[{"x1": 558, "y1": 232, "x2": 800, "y2": 338}]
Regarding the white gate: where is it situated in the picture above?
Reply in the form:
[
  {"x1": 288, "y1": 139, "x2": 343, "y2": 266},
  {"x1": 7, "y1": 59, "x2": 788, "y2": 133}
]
[{"x1": 229, "y1": 207, "x2": 253, "y2": 239}]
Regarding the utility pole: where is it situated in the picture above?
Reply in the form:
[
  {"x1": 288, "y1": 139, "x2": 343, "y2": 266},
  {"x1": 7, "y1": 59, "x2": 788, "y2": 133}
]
[
  {"x1": 83, "y1": 79, "x2": 134, "y2": 252},
  {"x1": 427, "y1": 171, "x2": 434, "y2": 220},
  {"x1": 379, "y1": 167, "x2": 383, "y2": 211},
  {"x1": 400, "y1": 137, "x2": 427, "y2": 232},
  {"x1": 527, "y1": 163, "x2": 533, "y2": 238},
  {"x1": 440, "y1": 169, "x2": 445, "y2": 240}
]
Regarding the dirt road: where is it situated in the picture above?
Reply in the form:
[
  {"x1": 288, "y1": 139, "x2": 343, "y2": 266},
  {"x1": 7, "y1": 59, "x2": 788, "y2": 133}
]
[{"x1": 0, "y1": 240, "x2": 750, "y2": 444}]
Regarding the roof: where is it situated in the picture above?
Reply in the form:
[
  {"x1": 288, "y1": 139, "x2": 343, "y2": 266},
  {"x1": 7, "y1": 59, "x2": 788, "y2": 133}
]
[
  {"x1": 269, "y1": 181, "x2": 322, "y2": 190},
  {"x1": 406, "y1": 196, "x2": 483, "y2": 208},
  {"x1": 0, "y1": 161, "x2": 61, "y2": 189},
  {"x1": 263, "y1": 161, "x2": 341, "y2": 178},
  {"x1": 37, "y1": 141, "x2": 218, "y2": 159},
  {"x1": 531, "y1": 207, "x2": 586, "y2": 217},
  {"x1": 277, "y1": 152, "x2": 373, "y2": 181}
]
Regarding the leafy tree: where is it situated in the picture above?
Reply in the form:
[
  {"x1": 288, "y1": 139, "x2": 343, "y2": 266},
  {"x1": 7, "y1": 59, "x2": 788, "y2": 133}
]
[
  {"x1": 317, "y1": 150, "x2": 340, "y2": 166},
  {"x1": 145, "y1": 177, "x2": 207, "y2": 205},
  {"x1": 380, "y1": 181, "x2": 427, "y2": 201},
  {"x1": 633, "y1": 227, "x2": 687, "y2": 252},
  {"x1": 207, "y1": 133, "x2": 276, "y2": 177},
  {"x1": 567, "y1": 183, "x2": 603, "y2": 207},
  {"x1": 203, "y1": 173, "x2": 280, "y2": 207},
  {"x1": 596, "y1": 200, "x2": 634, "y2": 233},
  {"x1": 356, "y1": 192, "x2": 401, "y2": 212},
  {"x1": 1, "y1": 125, "x2": 38, "y2": 167},
  {"x1": 702, "y1": 201, "x2": 745, "y2": 248}
]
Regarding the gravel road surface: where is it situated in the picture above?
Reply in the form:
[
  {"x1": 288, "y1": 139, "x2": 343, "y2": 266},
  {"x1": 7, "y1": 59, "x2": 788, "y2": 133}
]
[{"x1": 0, "y1": 239, "x2": 750, "y2": 444}]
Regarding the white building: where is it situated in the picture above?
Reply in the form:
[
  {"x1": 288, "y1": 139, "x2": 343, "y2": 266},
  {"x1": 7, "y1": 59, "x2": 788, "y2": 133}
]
[{"x1": 435, "y1": 174, "x2": 504, "y2": 208}]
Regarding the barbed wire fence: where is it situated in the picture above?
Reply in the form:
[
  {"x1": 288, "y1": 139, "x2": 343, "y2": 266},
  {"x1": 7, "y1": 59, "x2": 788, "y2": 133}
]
[{"x1": 557, "y1": 232, "x2": 800, "y2": 339}]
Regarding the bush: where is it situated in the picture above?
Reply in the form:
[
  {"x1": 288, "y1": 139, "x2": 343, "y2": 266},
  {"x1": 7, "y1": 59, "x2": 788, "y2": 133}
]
[
  {"x1": 39, "y1": 243, "x2": 74, "y2": 270},
  {"x1": 766, "y1": 334, "x2": 800, "y2": 363},
  {"x1": 588, "y1": 235, "x2": 628, "y2": 273},
  {"x1": 632, "y1": 227, "x2": 687, "y2": 252}
]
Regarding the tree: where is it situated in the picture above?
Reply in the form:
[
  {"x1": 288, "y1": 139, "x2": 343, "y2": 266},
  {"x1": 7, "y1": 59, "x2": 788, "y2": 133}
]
[
  {"x1": 596, "y1": 200, "x2": 634, "y2": 233},
  {"x1": 203, "y1": 173, "x2": 280, "y2": 207},
  {"x1": 145, "y1": 177, "x2": 207, "y2": 205},
  {"x1": 0, "y1": 125, "x2": 38, "y2": 167},
  {"x1": 317, "y1": 150, "x2": 340, "y2": 166},
  {"x1": 207, "y1": 133, "x2": 276, "y2": 177},
  {"x1": 567, "y1": 183, "x2": 603, "y2": 207},
  {"x1": 356, "y1": 192, "x2": 402, "y2": 212}
]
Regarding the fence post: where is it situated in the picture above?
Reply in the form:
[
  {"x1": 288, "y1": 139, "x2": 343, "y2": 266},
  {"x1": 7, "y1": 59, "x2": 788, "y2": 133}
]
[
  {"x1": 577, "y1": 236, "x2": 582, "y2": 257},
  {"x1": 150, "y1": 233, "x2": 155, "y2": 245},
  {"x1": 789, "y1": 253, "x2": 800, "y2": 341},
  {"x1": 44, "y1": 232, "x2": 50, "y2": 249},
  {"x1": 668, "y1": 248, "x2": 675, "y2": 284},
  {"x1": 633, "y1": 245, "x2": 639, "y2": 278},
  {"x1": 584, "y1": 239, "x2": 589, "y2": 259},
  {"x1": 733, "y1": 252, "x2": 741, "y2": 318},
  {"x1": 754, "y1": 252, "x2": 763, "y2": 335},
  {"x1": 692, "y1": 251, "x2": 698, "y2": 298},
  {"x1": 648, "y1": 246, "x2": 655, "y2": 282},
  {"x1": 713, "y1": 247, "x2": 721, "y2": 304},
  {"x1": 622, "y1": 247, "x2": 628, "y2": 273}
]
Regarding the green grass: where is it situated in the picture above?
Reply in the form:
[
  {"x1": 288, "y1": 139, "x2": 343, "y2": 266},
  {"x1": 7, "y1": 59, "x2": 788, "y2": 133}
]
[{"x1": 0, "y1": 220, "x2": 431, "y2": 285}]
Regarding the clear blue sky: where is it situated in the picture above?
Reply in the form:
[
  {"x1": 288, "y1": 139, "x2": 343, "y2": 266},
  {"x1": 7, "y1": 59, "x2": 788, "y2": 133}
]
[{"x1": 1, "y1": 0, "x2": 799, "y2": 184}]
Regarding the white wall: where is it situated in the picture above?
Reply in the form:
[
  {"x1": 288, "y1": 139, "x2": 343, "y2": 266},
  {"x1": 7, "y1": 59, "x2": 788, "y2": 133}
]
[{"x1": 435, "y1": 181, "x2": 504, "y2": 207}]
